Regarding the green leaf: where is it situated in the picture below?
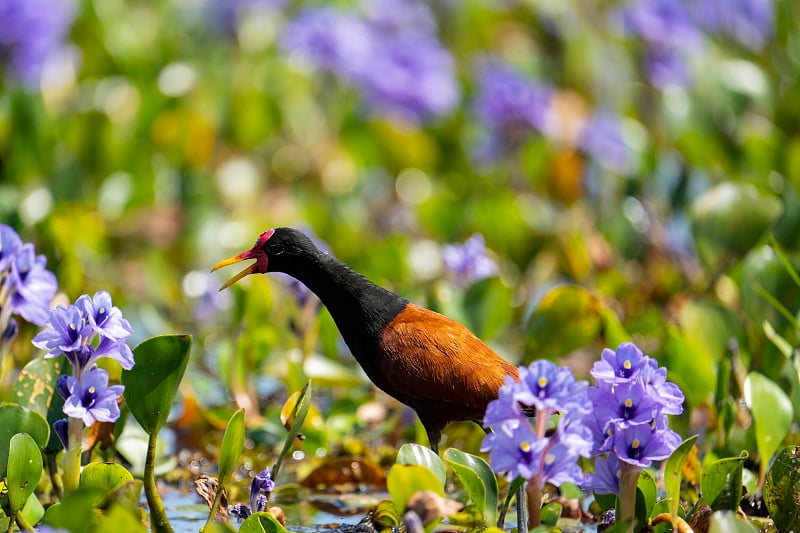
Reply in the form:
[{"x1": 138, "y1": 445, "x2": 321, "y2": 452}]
[
  {"x1": 7, "y1": 433, "x2": 43, "y2": 514},
  {"x1": 122, "y1": 334, "x2": 192, "y2": 435},
  {"x1": 700, "y1": 455, "x2": 745, "y2": 512},
  {"x1": 691, "y1": 182, "x2": 782, "y2": 272},
  {"x1": 763, "y1": 446, "x2": 800, "y2": 533},
  {"x1": 219, "y1": 408, "x2": 246, "y2": 483},
  {"x1": 372, "y1": 500, "x2": 402, "y2": 529},
  {"x1": 744, "y1": 372, "x2": 793, "y2": 480},
  {"x1": 43, "y1": 488, "x2": 108, "y2": 533},
  {"x1": 635, "y1": 469, "x2": 657, "y2": 527},
  {"x1": 13, "y1": 356, "x2": 65, "y2": 418},
  {"x1": 20, "y1": 492, "x2": 45, "y2": 529},
  {"x1": 443, "y1": 448, "x2": 498, "y2": 526},
  {"x1": 203, "y1": 523, "x2": 237, "y2": 533},
  {"x1": 397, "y1": 443, "x2": 446, "y2": 487},
  {"x1": 524, "y1": 285, "x2": 604, "y2": 361},
  {"x1": 387, "y1": 464, "x2": 445, "y2": 514},
  {"x1": 0, "y1": 404, "x2": 49, "y2": 478},
  {"x1": 664, "y1": 436, "x2": 699, "y2": 523},
  {"x1": 708, "y1": 510, "x2": 759, "y2": 533},
  {"x1": 463, "y1": 277, "x2": 513, "y2": 340},
  {"x1": 91, "y1": 504, "x2": 148, "y2": 533},
  {"x1": 80, "y1": 462, "x2": 135, "y2": 492},
  {"x1": 663, "y1": 326, "x2": 716, "y2": 407},
  {"x1": 540, "y1": 501, "x2": 562, "y2": 527},
  {"x1": 239, "y1": 512, "x2": 289, "y2": 533},
  {"x1": 272, "y1": 381, "x2": 311, "y2": 483}
]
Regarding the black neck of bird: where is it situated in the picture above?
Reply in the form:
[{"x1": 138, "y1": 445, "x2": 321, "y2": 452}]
[{"x1": 275, "y1": 248, "x2": 408, "y2": 356}]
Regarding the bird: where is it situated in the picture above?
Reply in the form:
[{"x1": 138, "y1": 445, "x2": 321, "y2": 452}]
[{"x1": 211, "y1": 227, "x2": 522, "y2": 453}]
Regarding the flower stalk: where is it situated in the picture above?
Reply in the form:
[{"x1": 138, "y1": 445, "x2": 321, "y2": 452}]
[{"x1": 618, "y1": 461, "x2": 641, "y2": 533}]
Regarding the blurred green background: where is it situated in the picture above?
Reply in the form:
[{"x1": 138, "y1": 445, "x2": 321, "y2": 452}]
[{"x1": 2, "y1": 0, "x2": 800, "y2": 461}]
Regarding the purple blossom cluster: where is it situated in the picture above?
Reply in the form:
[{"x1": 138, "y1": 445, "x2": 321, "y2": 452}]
[
  {"x1": 481, "y1": 360, "x2": 592, "y2": 488},
  {"x1": 0, "y1": 225, "x2": 58, "y2": 338},
  {"x1": 280, "y1": 0, "x2": 459, "y2": 123},
  {"x1": 229, "y1": 466, "x2": 275, "y2": 520},
  {"x1": 472, "y1": 60, "x2": 631, "y2": 172},
  {"x1": 33, "y1": 291, "x2": 134, "y2": 428},
  {"x1": 616, "y1": 0, "x2": 773, "y2": 88},
  {"x1": 0, "y1": 0, "x2": 76, "y2": 88},
  {"x1": 441, "y1": 233, "x2": 498, "y2": 288},
  {"x1": 582, "y1": 342, "x2": 684, "y2": 494}
]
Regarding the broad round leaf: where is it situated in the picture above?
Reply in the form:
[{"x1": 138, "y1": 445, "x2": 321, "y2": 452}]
[
  {"x1": 7, "y1": 433, "x2": 43, "y2": 514},
  {"x1": 80, "y1": 462, "x2": 135, "y2": 492},
  {"x1": 763, "y1": 446, "x2": 800, "y2": 533},
  {"x1": 635, "y1": 469, "x2": 657, "y2": 528},
  {"x1": 741, "y1": 245, "x2": 800, "y2": 332},
  {"x1": 397, "y1": 443, "x2": 446, "y2": 487},
  {"x1": 14, "y1": 356, "x2": 65, "y2": 418},
  {"x1": 0, "y1": 404, "x2": 49, "y2": 478},
  {"x1": 691, "y1": 182, "x2": 782, "y2": 272},
  {"x1": 122, "y1": 335, "x2": 192, "y2": 435},
  {"x1": 387, "y1": 464, "x2": 444, "y2": 514},
  {"x1": 444, "y1": 448, "x2": 498, "y2": 526},
  {"x1": 524, "y1": 285, "x2": 603, "y2": 361},
  {"x1": 218, "y1": 408, "x2": 246, "y2": 484},
  {"x1": 708, "y1": 510, "x2": 759, "y2": 533},
  {"x1": 700, "y1": 456, "x2": 745, "y2": 512},
  {"x1": 43, "y1": 488, "x2": 108, "y2": 533},
  {"x1": 744, "y1": 372, "x2": 793, "y2": 479},
  {"x1": 239, "y1": 512, "x2": 289, "y2": 533}
]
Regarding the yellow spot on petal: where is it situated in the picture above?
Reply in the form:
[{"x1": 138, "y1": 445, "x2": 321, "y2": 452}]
[
  {"x1": 632, "y1": 438, "x2": 640, "y2": 449},
  {"x1": 99, "y1": 307, "x2": 106, "y2": 314},
  {"x1": 623, "y1": 360, "x2": 631, "y2": 369},
  {"x1": 624, "y1": 399, "x2": 633, "y2": 408},
  {"x1": 544, "y1": 453, "x2": 555, "y2": 465},
  {"x1": 70, "y1": 323, "x2": 76, "y2": 330},
  {"x1": 538, "y1": 376, "x2": 548, "y2": 388},
  {"x1": 88, "y1": 387, "x2": 96, "y2": 394},
  {"x1": 520, "y1": 441, "x2": 531, "y2": 453}
]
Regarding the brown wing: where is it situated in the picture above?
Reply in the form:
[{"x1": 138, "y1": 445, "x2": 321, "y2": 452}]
[{"x1": 376, "y1": 303, "x2": 519, "y2": 414}]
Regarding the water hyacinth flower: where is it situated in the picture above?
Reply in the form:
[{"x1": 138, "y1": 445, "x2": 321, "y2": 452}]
[
  {"x1": 0, "y1": 225, "x2": 58, "y2": 330},
  {"x1": 33, "y1": 291, "x2": 134, "y2": 376},
  {"x1": 280, "y1": 0, "x2": 459, "y2": 123},
  {"x1": 61, "y1": 367, "x2": 125, "y2": 426},
  {"x1": 250, "y1": 466, "x2": 275, "y2": 514},
  {"x1": 0, "y1": 0, "x2": 77, "y2": 88},
  {"x1": 584, "y1": 454, "x2": 621, "y2": 495},
  {"x1": 441, "y1": 233, "x2": 498, "y2": 288},
  {"x1": 615, "y1": 0, "x2": 703, "y2": 88},
  {"x1": 692, "y1": 0, "x2": 773, "y2": 51}
]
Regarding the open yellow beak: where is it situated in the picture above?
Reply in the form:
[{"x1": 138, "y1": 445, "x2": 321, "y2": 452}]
[{"x1": 211, "y1": 253, "x2": 257, "y2": 291}]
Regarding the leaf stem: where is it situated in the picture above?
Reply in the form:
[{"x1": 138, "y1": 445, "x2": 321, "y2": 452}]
[
  {"x1": 144, "y1": 431, "x2": 174, "y2": 533},
  {"x1": 14, "y1": 509, "x2": 34, "y2": 532}
]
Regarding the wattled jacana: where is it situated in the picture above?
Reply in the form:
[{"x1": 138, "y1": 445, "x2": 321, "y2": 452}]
[{"x1": 211, "y1": 227, "x2": 522, "y2": 452}]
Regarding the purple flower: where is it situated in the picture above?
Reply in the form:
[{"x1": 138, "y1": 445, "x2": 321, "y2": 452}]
[
  {"x1": 615, "y1": 0, "x2": 703, "y2": 88},
  {"x1": 281, "y1": 7, "x2": 372, "y2": 79},
  {"x1": 53, "y1": 418, "x2": 69, "y2": 450},
  {"x1": 0, "y1": 0, "x2": 76, "y2": 88},
  {"x1": 0, "y1": 225, "x2": 23, "y2": 271},
  {"x1": 483, "y1": 375, "x2": 527, "y2": 427},
  {"x1": 592, "y1": 379, "x2": 661, "y2": 428},
  {"x1": 33, "y1": 293, "x2": 135, "y2": 375},
  {"x1": 641, "y1": 359, "x2": 685, "y2": 416},
  {"x1": 590, "y1": 342, "x2": 650, "y2": 384},
  {"x1": 578, "y1": 112, "x2": 631, "y2": 174},
  {"x1": 76, "y1": 291, "x2": 133, "y2": 341},
  {"x1": 9, "y1": 244, "x2": 58, "y2": 325},
  {"x1": 472, "y1": 60, "x2": 552, "y2": 143},
  {"x1": 539, "y1": 442, "x2": 584, "y2": 488},
  {"x1": 280, "y1": 0, "x2": 459, "y2": 123},
  {"x1": 442, "y1": 233, "x2": 498, "y2": 288},
  {"x1": 62, "y1": 367, "x2": 124, "y2": 426},
  {"x1": 250, "y1": 466, "x2": 275, "y2": 513},
  {"x1": 516, "y1": 360, "x2": 588, "y2": 413},
  {"x1": 692, "y1": 0, "x2": 773, "y2": 50},
  {"x1": 611, "y1": 420, "x2": 681, "y2": 468},
  {"x1": 33, "y1": 304, "x2": 89, "y2": 355},
  {"x1": 481, "y1": 418, "x2": 545, "y2": 481},
  {"x1": 583, "y1": 454, "x2": 621, "y2": 495}
]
